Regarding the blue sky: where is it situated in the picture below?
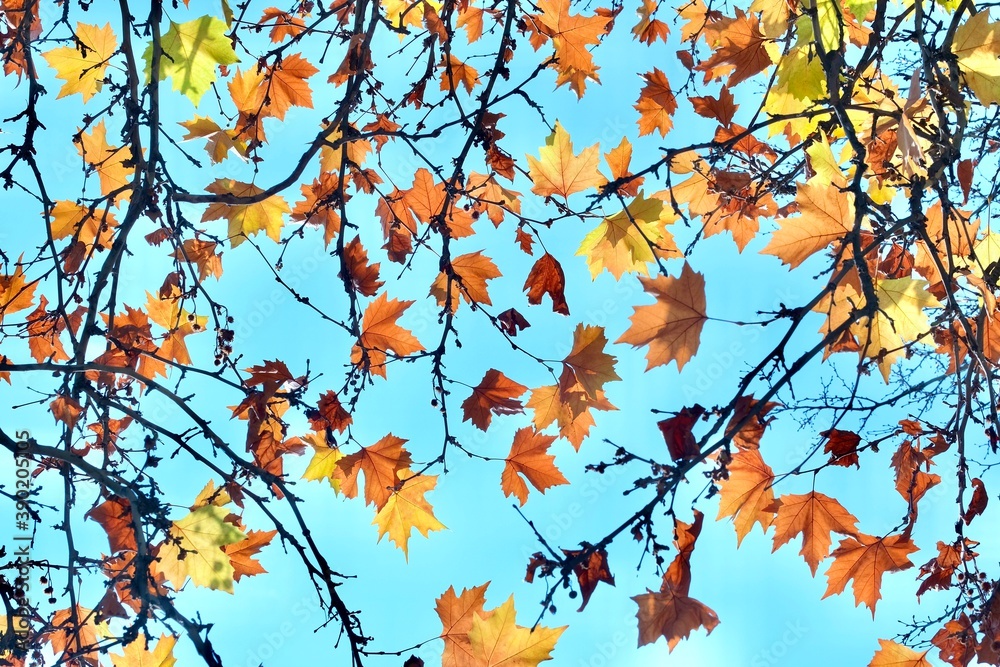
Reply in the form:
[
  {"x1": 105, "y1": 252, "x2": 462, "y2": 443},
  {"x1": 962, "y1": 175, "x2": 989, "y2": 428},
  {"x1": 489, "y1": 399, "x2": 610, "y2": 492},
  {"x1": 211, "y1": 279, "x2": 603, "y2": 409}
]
[{"x1": 0, "y1": 0, "x2": 989, "y2": 665}]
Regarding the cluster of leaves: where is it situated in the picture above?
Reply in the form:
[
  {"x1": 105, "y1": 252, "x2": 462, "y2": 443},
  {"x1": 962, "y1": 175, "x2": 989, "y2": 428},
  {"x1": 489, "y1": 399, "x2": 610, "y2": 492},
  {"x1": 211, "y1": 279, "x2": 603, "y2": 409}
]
[{"x1": 4, "y1": 0, "x2": 1000, "y2": 664}]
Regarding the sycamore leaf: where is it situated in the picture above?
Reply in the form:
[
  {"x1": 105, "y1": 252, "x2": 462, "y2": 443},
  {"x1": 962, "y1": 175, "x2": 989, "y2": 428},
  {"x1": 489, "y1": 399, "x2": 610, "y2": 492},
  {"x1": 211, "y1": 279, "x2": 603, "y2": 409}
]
[
  {"x1": 529, "y1": 0, "x2": 610, "y2": 97},
  {"x1": 440, "y1": 54, "x2": 480, "y2": 92},
  {"x1": 0, "y1": 262, "x2": 37, "y2": 324},
  {"x1": 953, "y1": 12, "x2": 1000, "y2": 106},
  {"x1": 868, "y1": 639, "x2": 934, "y2": 667},
  {"x1": 430, "y1": 251, "x2": 503, "y2": 311},
  {"x1": 350, "y1": 293, "x2": 425, "y2": 377},
  {"x1": 336, "y1": 433, "x2": 413, "y2": 509},
  {"x1": 77, "y1": 120, "x2": 134, "y2": 204},
  {"x1": 501, "y1": 427, "x2": 569, "y2": 505},
  {"x1": 770, "y1": 492, "x2": 860, "y2": 575},
  {"x1": 761, "y1": 182, "x2": 853, "y2": 268},
  {"x1": 696, "y1": 10, "x2": 773, "y2": 86},
  {"x1": 633, "y1": 582, "x2": 720, "y2": 650},
  {"x1": 302, "y1": 432, "x2": 345, "y2": 491},
  {"x1": 561, "y1": 548, "x2": 615, "y2": 611},
  {"x1": 42, "y1": 23, "x2": 117, "y2": 102},
  {"x1": 560, "y1": 323, "x2": 621, "y2": 400},
  {"x1": 823, "y1": 532, "x2": 919, "y2": 615},
  {"x1": 146, "y1": 16, "x2": 240, "y2": 105},
  {"x1": 467, "y1": 595, "x2": 566, "y2": 666},
  {"x1": 343, "y1": 236, "x2": 384, "y2": 296},
  {"x1": 201, "y1": 179, "x2": 290, "y2": 248},
  {"x1": 523, "y1": 253, "x2": 570, "y2": 315},
  {"x1": 716, "y1": 447, "x2": 776, "y2": 544},
  {"x1": 634, "y1": 68, "x2": 678, "y2": 137},
  {"x1": 110, "y1": 634, "x2": 177, "y2": 667},
  {"x1": 461, "y1": 369, "x2": 528, "y2": 431},
  {"x1": 179, "y1": 116, "x2": 247, "y2": 163},
  {"x1": 616, "y1": 262, "x2": 708, "y2": 371},
  {"x1": 223, "y1": 528, "x2": 277, "y2": 580},
  {"x1": 154, "y1": 505, "x2": 247, "y2": 593},
  {"x1": 437, "y1": 583, "x2": 492, "y2": 667},
  {"x1": 373, "y1": 470, "x2": 446, "y2": 558},
  {"x1": 526, "y1": 121, "x2": 605, "y2": 198},
  {"x1": 577, "y1": 191, "x2": 679, "y2": 279}
]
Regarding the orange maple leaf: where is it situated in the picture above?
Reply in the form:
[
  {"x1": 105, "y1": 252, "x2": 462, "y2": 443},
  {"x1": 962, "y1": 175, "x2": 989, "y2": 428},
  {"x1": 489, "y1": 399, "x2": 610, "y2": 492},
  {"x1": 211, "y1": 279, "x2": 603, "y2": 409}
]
[
  {"x1": 430, "y1": 251, "x2": 503, "y2": 311},
  {"x1": 351, "y1": 293, "x2": 425, "y2": 377},
  {"x1": 559, "y1": 323, "x2": 621, "y2": 400},
  {"x1": 696, "y1": 9, "x2": 772, "y2": 87},
  {"x1": 633, "y1": 583, "x2": 720, "y2": 650},
  {"x1": 529, "y1": 0, "x2": 611, "y2": 97},
  {"x1": 868, "y1": 639, "x2": 934, "y2": 666},
  {"x1": 224, "y1": 528, "x2": 278, "y2": 580},
  {"x1": 770, "y1": 492, "x2": 860, "y2": 575},
  {"x1": 501, "y1": 427, "x2": 569, "y2": 505},
  {"x1": 716, "y1": 447, "x2": 775, "y2": 544},
  {"x1": 342, "y1": 236, "x2": 384, "y2": 297},
  {"x1": 461, "y1": 369, "x2": 528, "y2": 431},
  {"x1": 526, "y1": 121, "x2": 604, "y2": 198},
  {"x1": 823, "y1": 532, "x2": 919, "y2": 615},
  {"x1": 335, "y1": 433, "x2": 413, "y2": 509},
  {"x1": 634, "y1": 68, "x2": 677, "y2": 137},
  {"x1": 761, "y1": 182, "x2": 853, "y2": 268},
  {"x1": 523, "y1": 252, "x2": 570, "y2": 315},
  {"x1": 436, "y1": 582, "x2": 492, "y2": 667},
  {"x1": 616, "y1": 262, "x2": 707, "y2": 371}
]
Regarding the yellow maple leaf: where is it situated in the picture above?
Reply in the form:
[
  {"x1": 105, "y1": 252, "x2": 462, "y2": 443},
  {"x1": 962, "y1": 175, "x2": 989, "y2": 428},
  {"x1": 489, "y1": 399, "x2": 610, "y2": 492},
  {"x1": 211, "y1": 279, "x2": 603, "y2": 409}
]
[
  {"x1": 110, "y1": 634, "x2": 177, "y2": 667},
  {"x1": 201, "y1": 178, "x2": 290, "y2": 247},
  {"x1": 145, "y1": 15, "x2": 240, "y2": 105},
  {"x1": 373, "y1": 470, "x2": 445, "y2": 558},
  {"x1": 467, "y1": 595, "x2": 566, "y2": 666},
  {"x1": 77, "y1": 120, "x2": 135, "y2": 205},
  {"x1": 42, "y1": 23, "x2": 117, "y2": 102},
  {"x1": 577, "y1": 191, "x2": 679, "y2": 279},
  {"x1": 154, "y1": 505, "x2": 246, "y2": 593},
  {"x1": 301, "y1": 431, "x2": 344, "y2": 492},
  {"x1": 526, "y1": 121, "x2": 605, "y2": 198}
]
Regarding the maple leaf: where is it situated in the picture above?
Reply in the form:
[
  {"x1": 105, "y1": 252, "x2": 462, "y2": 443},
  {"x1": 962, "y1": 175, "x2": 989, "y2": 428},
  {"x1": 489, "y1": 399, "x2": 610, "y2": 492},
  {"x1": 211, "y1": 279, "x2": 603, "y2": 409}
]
[
  {"x1": 823, "y1": 428, "x2": 862, "y2": 467},
  {"x1": 110, "y1": 634, "x2": 177, "y2": 667},
  {"x1": 301, "y1": 432, "x2": 345, "y2": 491},
  {"x1": 634, "y1": 68, "x2": 678, "y2": 137},
  {"x1": 77, "y1": 120, "x2": 134, "y2": 204},
  {"x1": 529, "y1": 0, "x2": 610, "y2": 97},
  {"x1": 373, "y1": 470, "x2": 446, "y2": 558},
  {"x1": 523, "y1": 252, "x2": 570, "y2": 315},
  {"x1": 716, "y1": 447, "x2": 776, "y2": 544},
  {"x1": 437, "y1": 583, "x2": 492, "y2": 667},
  {"x1": 461, "y1": 369, "x2": 528, "y2": 431},
  {"x1": 770, "y1": 492, "x2": 860, "y2": 575},
  {"x1": 342, "y1": 236, "x2": 384, "y2": 296},
  {"x1": 577, "y1": 191, "x2": 678, "y2": 279},
  {"x1": 633, "y1": 582, "x2": 720, "y2": 650},
  {"x1": 632, "y1": 0, "x2": 670, "y2": 44},
  {"x1": 467, "y1": 595, "x2": 566, "y2": 666},
  {"x1": 658, "y1": 405, "x2": 705, "y2": 461},
  {"x1": 696, "y1": 10, "x2": 773, "y2": 86},
  {"x1": 616, "y1": 262, "x2": 708, "y2": 371},
  {"x1": 690, "y1": 86, "x2": 738, "y2": 126},
  {"x1": 823, "y1": 532, "x2": 919, "y2": 615},
  {"x1": 0, "y1": 262, "x2": 35, "y2": 324},
  {"x1": 930, "y1": 614, "x2": 977, "y2": 667},
  {"x1": 559, "y1": 323, "x2": 621, "y2": 400},
  {"x1": 145, "y1": 289, "x2": 207, "y2": 367},
  {"x1": 501, "y1": 427, "x2": 569, "y2": 505},
  {"x1": 223, "y1": 528, "x2": 277, "y2": 580},
  {"x1": 336, "y1": 433, "x2": 413, "y2": 509},
  {"x1": 171, "y1": 238, "x2": 223, "y2": 281},
  {"x1": 145, "y1": 16, "x2": 240, "y2": 105},
  {"x1": 46, "y1": 606, "x2": 109, "y2": 667},
  {"x1": 561, "y1": 547, "x2": 615, "y2": 611},
  {"x1": 154, "y1": 505, "x2": 247, "y2": 593},
  {"x1": 430, "y1": 251, "x2": 503, "y2": 311},
  {"x1": 440, "y1": 54, "x2": 480, "y2": 93},
  {"x1": 259, "y1": 53, "x2": 318, "y2": 119},
  {"x1": 178, "y1": 115, "x2": 247, "y2": 163},
  {"x1": 868, "y1": 639, "x2": 933, "y2": 667},
  {"x1": 350, "y1": 293, "x2": 425, "y2": 378},
  {"x1": 201, "y1": 179, "x2": 290, "y2": 248},
  {"x1": 761, "y1": 183, "x2": 853, "y2": 268},
  {"x1": 49, "y1": 200, "x2": 117, "y2": 250},
  {"x1": 953, "y1": 12, "x2": 1000, "y2": 106},
  {"x1": 526, "y1": 121, "x2": 604, "y2": 198},
  {"x1": 86, "y1": 496, "x2": 138, "y2": 553},
  {"x1": 42, "y1": 23, "x2": 117, "y2": 102}
]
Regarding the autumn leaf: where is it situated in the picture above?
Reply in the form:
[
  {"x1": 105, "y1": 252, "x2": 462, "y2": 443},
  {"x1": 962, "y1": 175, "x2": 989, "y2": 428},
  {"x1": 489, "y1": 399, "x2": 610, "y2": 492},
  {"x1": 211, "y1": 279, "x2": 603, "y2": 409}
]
[
  {"x1": 770, "y1": 492, "x2": 860, "y2": 575},
  {"x1": 0, "y1": 262, "x2": 36, "y2": 324},
  {"x1": 86, "y1": 496, "x2": 138, "y2": 553},
  {"x1": 146, "y1": 16, "x2": 240, "y2": 105},
  {"x1": 437, "y1": 583, "x2": 491, "y2": 667},
  {"x1": 46, "y1": 607, "x2": 109, "y2": 667},
  {"x1": 560, "y1": 323, "x2": 621, "y2": 400},
  {"x1": 301, "y1": 432, "x2": 345, "y2": 491},
  {"x1": 633, "y1": 583, "x2": 720, "y2": 650},
  {"x1": 634, "y1": 68, "x2": 678, "y2": 137},
  {"x1": 373, "y1": 470, "x2": 446, "y2": 558},
  {"x1": 616, "y1": 262, "x2": 708, "y2": 371},
  {"x1": 430, "y1": 251, "x2": 503, "y2": 311},
  {"x1": 171, "y1": 238, "x2": 223, "y2": 281},
  {"x1": 526, "y1": 121, "x2": 605, "y2": 198},
  {"x1": 258, "y1": 53, "x2": 318, "y2": 119},
  {"x1": 110, "y1": 634, "x2": 177, "y2": 667},
  {"x1": 690, "y1": 86, "x2": 738, "y2": 126},
  {"x1": 823, "y1": 532, "x2": 919, "y2": 615},
  {"x1": 350, "y1": 294, "x2": 425, "y2": 378},
  {"x1": 632, "y1": 0, "x2": 670, "y2": 45},
  {"x1": 523, "y1": 253, "x2": 570, "y2": 315},
  {"x1": 501, "y1": 427, "x2": 569, "y2": 505},
  {"x1": 658, "y1": 405, "x2": 705, "y2": 461},
  {"x1": 467, "y1": 595, "x2": 566, "y2": 666},
  {"x1": 77, "y1": 120, "x2": 134, "y2": 204},
  {"x1": 42, "y1": 23, "x2": 117, "y2": 102},
  {"x1": 697, "y1": 10, "x2": 773, "y2": 87},
  {"x1": 223, "y1": 528, "x2": 277, "y2": 580},
  {"x1": 461, "y1": 369, "x2": 528, "y2": 431},
  {"x1": 154, "y1": 505, "x2": 247, "y2": 593},
  {"x1": 336, "y1": 433, "x2": 413, "y2": 509},
  {"x1": 440, "y1": 54, "x2": 480, "y2": 93},
  {"x1": 561, "y1": 547, "x2": 615, "y2": 611},
  {"x1": 716, "y1": 447, "x2": 776, "y2": 544},
  {"x1": 529, "y1": 0, "x2": 611, "y2": 97},
  {"x1": 343, "y1": 236, "x2": 384, "y2": 296},
  {"x1": 823, "y1": 428, "x2": 862, "y2": 467},
  {"x1": 201, "y1": 178, "x2": 290, "y2": 248},
  {"x1": 761, "y1": 183, "x2": 853, "y2": 268},
  {"x1": 868, "y1": 639, "x2": 933, "y2": 667},
  {"x1": 577, "y1": 191, "x2": 678, "y2": 279},
  {"x1": 179, "y1": 116, "x2": 247, "y2": 163}
]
